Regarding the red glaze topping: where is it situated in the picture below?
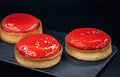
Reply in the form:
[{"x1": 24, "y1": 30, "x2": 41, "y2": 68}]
[
  {"x1": 16, "y1": 34, "x2": 61, "y2": 59},
  {"x1": 66, "y1": 28, "x2": 110, "y2": 50},
  {"x1": 1, "y1": 13, "x2": 39, "y2": 33}
]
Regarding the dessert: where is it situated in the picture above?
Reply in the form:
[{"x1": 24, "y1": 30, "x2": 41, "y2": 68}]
[
  {"x1": 65, "y1": 27, "x2": 112, "y2": 61},
  {"x1": 15, "y1": 34, "x2": 62, "y2": 68},
  {"x1": 0, "y1": 13, "x2": 42, "y2": 44}
]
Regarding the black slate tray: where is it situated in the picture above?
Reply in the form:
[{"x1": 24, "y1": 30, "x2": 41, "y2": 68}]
[{"x1": 0, "y1": 29, "x2": 118, "y2": 77}]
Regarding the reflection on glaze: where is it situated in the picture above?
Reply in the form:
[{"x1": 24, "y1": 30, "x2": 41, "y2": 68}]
[
  {"x1": 3, "y1": 23, "x2": 21, "y2": 32},
  {"x1": 19, "y1": 45, "x2": 36, "y2": 57},
  {"x1": 66, "y1": 28, "x2": 110, "y2": 50},
  {"x1": 16, "y1": 34, "x2": 60, "y2": 59}
]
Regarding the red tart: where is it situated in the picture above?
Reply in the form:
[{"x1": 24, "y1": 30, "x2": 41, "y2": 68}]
[
  {"x1": 65, "y1": 27, "x2": 112, "y2": 61},
  {"x1": 0, "y1": 13, "x2": 42, "y2": 44},
  {"x1": 15, "y1": 34, "x2": 62, "y2": 68}
]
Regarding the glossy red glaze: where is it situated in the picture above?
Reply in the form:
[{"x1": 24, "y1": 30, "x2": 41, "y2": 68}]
[
  {"x1": 16, "y1": 34, "x2": 61, "y2": 59},
  {"x1": 66, "y1": 28, "x2": 110, "y2": 50},
  {"x1": 1, "y1": 13, "x2": 39, "y2": 33}
]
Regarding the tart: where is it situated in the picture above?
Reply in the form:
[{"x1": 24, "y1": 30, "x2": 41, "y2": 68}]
[
  {"x1": 65, "y1": 27, "x2": 112, "y2": 61},
  {"x1": 0, "y1": 13, "x2": 42, "y2": 44},
  {"x1": 15, "y1": 34, "x2": 62, "y2": 68}
]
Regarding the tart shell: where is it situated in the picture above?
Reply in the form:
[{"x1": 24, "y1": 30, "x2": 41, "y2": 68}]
[
  {"x1": 0, "y1": 20, "x2": 42, "y2": 44},
  {"x1": 15, "y1": 45, "x2": 63, "y2": 68},
  {"x1": 65, "y1": 40, "x2": 112, "y2": 61}
]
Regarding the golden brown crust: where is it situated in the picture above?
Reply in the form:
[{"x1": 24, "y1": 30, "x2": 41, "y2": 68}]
[
  {"x1": 65, "y1": 41, "x2": 112, "y2": 61},
  {"x1": 15, "y1": 45, "x2": 63, "y2": 68},
  {"x1": 0, "y1": 20, "x2": 42, "y2": 44}
]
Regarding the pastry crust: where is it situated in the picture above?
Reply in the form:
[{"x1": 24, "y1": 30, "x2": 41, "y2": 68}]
[
  {"x1": 0, "y1": 20, "x2": 42, "y2": 44},
  {"x1": 15, "y1": 45, "x2": 63, "y2": 68},
  {"x1": 65, "y1": 41, "x2": 112, "y2": 61}
]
